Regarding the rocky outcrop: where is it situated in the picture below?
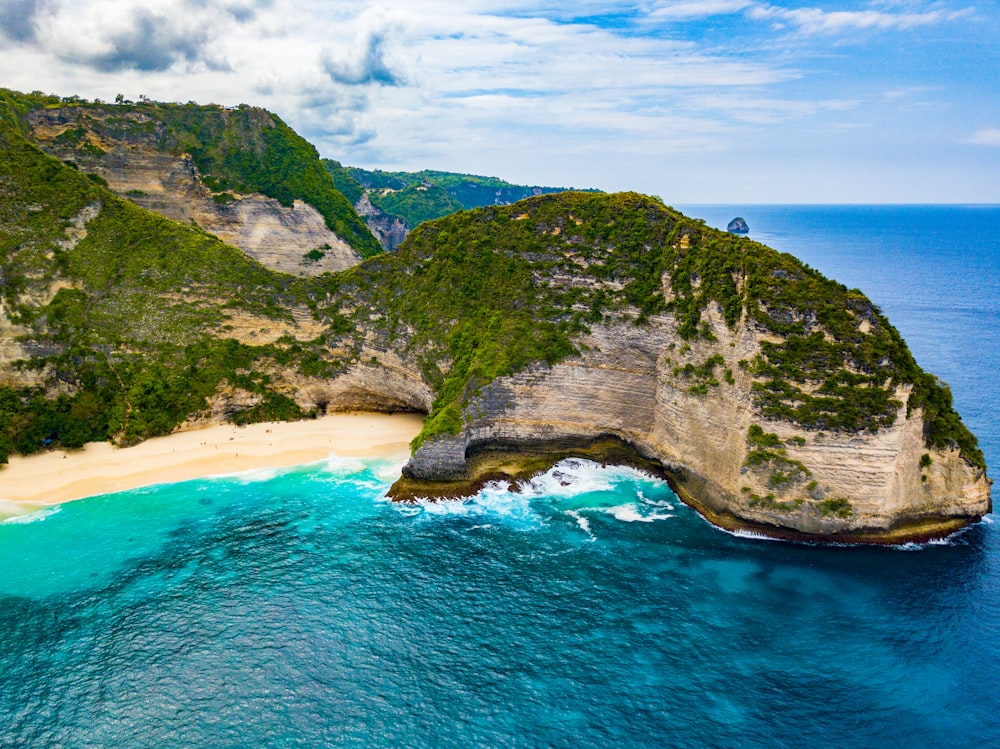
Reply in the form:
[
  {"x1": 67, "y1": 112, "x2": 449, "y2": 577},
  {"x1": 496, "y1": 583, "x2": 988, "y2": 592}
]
[
  {"x1": 727, "y1": 217, "x2": 749, "y2": 234},
  {"x1": 354, "y1": 193, "x2": 409, "y2": 250},
  {"x1": 26, "y1": 109, "x2": 362, "y2": 276},
  {"x1": 390, "y1": 304, "x2": 990, "y2": 542}
]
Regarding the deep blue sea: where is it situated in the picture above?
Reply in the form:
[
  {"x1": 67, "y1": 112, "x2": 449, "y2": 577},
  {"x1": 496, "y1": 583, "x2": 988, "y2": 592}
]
[{"x1": 2, "y1": 206, "x2": 998, "y2": 748}]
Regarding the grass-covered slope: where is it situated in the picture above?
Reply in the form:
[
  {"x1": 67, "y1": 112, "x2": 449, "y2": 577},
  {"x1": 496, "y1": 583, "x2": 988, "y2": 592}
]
[
  {"x1": 4, "y1": 89, "x2": 382, "y2": 259},
  {"x1": 337, "y1": 165, "x2": 595, "y2": 210},
  {"x1": 333, "y1": 192, "x2": 983, "y2": 467},
  {"x1": 0, "y1": 97, "x2": 333, "y2": 460},
  {"x1": 365, "y1": 184, "x2": 465, "y2": 228}
]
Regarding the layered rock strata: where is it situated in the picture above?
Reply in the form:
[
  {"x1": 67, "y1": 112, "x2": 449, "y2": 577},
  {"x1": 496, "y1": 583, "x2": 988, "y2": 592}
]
[
  {"x1": 389, "y1": 311, "x2": 990, "y2": 543},
  {"x1": 26, "y1": 108, "x2": 361, "y2": 276}
]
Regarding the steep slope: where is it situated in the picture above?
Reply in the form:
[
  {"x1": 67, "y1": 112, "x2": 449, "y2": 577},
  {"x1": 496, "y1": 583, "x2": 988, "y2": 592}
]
[
  {"x1": 4, "y1": 90, "x2": 380, "y2": 274},
  {"x1": 324, "y1": 160, "x2": 596, "y2": 250},
  {"x1": 329, "y1": 192, "x2": 989, "y2": 542},
  {"x1": 0, "y1": 97, "x2": 381, "y2": 458}
]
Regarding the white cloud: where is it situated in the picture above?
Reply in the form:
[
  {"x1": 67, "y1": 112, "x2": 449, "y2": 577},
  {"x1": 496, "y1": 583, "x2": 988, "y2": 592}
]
[
  {"x1": 965, "y1": 128, "x2": 1000, "y2": 147},
  {"x1": 648, "y1": 1, "x2": 752, "y2": 20},
  {"x1": 749, "y1": 3, "x2": 973, "y2": 35},
  {"x1": 2, "y1": 0, "x2": 995, "y2": 201}
]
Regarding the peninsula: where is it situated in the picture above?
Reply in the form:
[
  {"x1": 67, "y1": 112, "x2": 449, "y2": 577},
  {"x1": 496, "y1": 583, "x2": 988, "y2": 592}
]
[{"x1": 0, "y1": 89, "x2": 990, "y2": 542}]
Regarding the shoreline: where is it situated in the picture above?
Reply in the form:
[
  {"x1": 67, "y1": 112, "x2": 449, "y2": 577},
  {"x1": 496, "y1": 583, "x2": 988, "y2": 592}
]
[{"x1": 0, "y1": 412, "x2": 425, "y2": 511}]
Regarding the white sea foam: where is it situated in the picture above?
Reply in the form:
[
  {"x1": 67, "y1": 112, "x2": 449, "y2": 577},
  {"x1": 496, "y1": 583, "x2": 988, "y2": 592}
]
[
  {"x1": 2, "y1": 505, "x2": 62, "y2": 525},
  {"x1": 401, "y1": 488, "x2": 543, "y2": 528},
  {"x1": 722, "y1": 527, "x2": 785, "y2": 543},
  {"x1": 394, "y1": 458, "x2": 673, "y2": 531},
  {"x1": 317, "y1": 454, "x2": 369, "y2": 477},
  {"x1": 565, "y1": 510, "x2": 596, "y2": 540},
  {"x1": 371, "y1": 458, "x2": 409, "y2": 483},
  {"x1": 226, "y1": 467, "x2": 282, "y2": 483},
  {"x1": 639, "y1": 492, "x2": 675, "y2": 510},
  {"x1": 603, "y1": 503, "x2": 674, "y2": 523},
  {"x1": 892, "y1": 535, "x2": 962, "y2": 551},
  {"x1": 517, "y1": 458, "x2": 657, "y2": 499}
]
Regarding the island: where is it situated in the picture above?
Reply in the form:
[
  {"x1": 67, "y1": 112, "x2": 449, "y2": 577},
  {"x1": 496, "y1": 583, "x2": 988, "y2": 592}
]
[
  {"x1": 0, "y1": 88, "x2": 990, "y2": 543},
  {"x1": 728, "y1": 217, "x2": 749, "y2": 234}
]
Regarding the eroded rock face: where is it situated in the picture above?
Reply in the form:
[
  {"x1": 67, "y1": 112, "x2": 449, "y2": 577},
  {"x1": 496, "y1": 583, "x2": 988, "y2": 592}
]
[
  {"x1": 27, "y1": 110, "x2": 361, "y2": 276},
  {"x1": 354, "y1": 193, "x2": 409, "y2": 250},
  {"x1": 397, "y1": 308, "x2": 990, "y2": 543}
]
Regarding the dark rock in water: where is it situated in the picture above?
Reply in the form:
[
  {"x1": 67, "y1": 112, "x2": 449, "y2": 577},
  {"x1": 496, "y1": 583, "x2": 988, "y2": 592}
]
[{"x1": 727, "y1": 217, "x2": 749, "y2": 234}]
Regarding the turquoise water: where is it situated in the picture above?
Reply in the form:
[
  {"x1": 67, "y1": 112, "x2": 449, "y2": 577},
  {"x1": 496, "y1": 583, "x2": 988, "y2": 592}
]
[{"x1": 2, "y1": 206, "x2": 999, "y2": 747}]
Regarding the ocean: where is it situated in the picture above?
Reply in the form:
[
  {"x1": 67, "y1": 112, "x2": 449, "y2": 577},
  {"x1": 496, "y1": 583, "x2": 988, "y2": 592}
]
[{"x1": 2, "y1": 206, "x2": 998, "y2": 748}]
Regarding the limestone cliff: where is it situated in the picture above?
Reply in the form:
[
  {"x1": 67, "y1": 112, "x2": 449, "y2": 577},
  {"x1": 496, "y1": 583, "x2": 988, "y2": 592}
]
[
  {"x1": 396, "y1": 316, "x2": 988, "y2": 543},
  {"x1": 354, "y1": 192, "x2": 409, "y2": 251},
  {"x1": 22, "y1": 101, "x2": 377, "y2": 273},
  {"x1": 332, "y1": 191, "x2": 990, "y2": 543}
]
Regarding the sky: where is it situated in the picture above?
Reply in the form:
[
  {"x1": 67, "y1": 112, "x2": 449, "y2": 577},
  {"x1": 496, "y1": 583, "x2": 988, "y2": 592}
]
[{"x1": 2, "y1": 0, "x2": 998, "y2": 202}]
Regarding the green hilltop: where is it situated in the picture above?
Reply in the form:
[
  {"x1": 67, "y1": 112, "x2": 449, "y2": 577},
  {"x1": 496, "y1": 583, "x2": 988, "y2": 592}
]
[
  {"x1": 323, "y1": 159, "x2": 596, "y2": 231},
  {"x1": 333, "y1": 192, "x2": 983, "y2": 466},
  {"x1": 3, "y1": 89, "x2": 382, "y2": 259}
]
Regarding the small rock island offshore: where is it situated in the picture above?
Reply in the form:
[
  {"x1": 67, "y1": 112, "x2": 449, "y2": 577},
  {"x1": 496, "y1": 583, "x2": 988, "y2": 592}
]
[
  {"x1": 728, "y1": 217, "x2": 750, "y2": 234},
  {"x1": 0, "y1": 88, "x2": 990, "y2": 544}
]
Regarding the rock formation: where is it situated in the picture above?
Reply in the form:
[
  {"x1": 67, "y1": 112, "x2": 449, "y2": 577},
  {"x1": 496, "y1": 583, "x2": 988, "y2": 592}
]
[
  {"x1": 728, "y1": 217, "x2": 749, "y2": 234},
  {"x1": 24, "y1": 105, "x2": 370, "y2": 274}
]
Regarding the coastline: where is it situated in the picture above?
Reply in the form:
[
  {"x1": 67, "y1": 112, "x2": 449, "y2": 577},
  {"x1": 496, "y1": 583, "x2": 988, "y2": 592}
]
[{"x1": 0, "y1": 412, "x2": 425, "y2": 511}]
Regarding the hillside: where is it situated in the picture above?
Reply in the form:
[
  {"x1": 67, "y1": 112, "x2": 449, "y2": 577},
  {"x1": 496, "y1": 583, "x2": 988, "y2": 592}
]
[
  {"x1": 4, "y1": 90, "x2": 382, "y2": 272},
  {"x1": 0, "y1": 96, "x2": 343, "y2": 456},
  {"x1": 345, "y1": 166, "x2": 591, "y2": 209},
  {"x1": 0, "y1": 89, "x2": 989, "y2": 542},
  {"x1": 334, "y1": 192, "x2": 989, "y2": 540},
  {"x1": 323, "y1": 160, "x2": 595, "y2": 249}
]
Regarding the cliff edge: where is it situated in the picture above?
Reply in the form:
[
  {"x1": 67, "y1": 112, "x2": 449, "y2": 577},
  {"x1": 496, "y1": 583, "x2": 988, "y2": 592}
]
[{"x1": 342, "y1": 193, "x2": 989, "y2": 543}]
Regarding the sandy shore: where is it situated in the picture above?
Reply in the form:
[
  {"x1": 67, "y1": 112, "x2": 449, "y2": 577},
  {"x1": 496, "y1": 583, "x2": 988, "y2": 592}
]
[{"x1": 0, "y1": 412, "x2": 424, "y2": 509}]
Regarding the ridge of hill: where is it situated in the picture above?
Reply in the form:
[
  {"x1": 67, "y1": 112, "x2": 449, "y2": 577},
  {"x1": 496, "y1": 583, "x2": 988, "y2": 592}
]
[{"x1": 4, "y1": 89, "x2": 382, "y2": 272}]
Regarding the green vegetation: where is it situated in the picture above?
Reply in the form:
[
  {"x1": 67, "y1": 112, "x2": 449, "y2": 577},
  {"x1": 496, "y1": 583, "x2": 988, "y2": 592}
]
[
  {"x1": 747, "y1": 424, "x2": 783, "y2": 449},
  {"x1": 743, "y1": 424, "x2": 811, "y2": 491},
  {"x1": 0, "y1": 93, "x2": 325, "y2": 460},
  {"x1": 0, "y1": 88, "x2": 985, "y2": 475},
  {"x1": 672, "y1": 353, "x2": 724, "y2": 395},
  {"x1": 368, "y1": 185, "x2": 465, "y2": 228},
  {"x1": 817, "y1": 497, "x2": 854, "y2": 518},
  {"x1": 321, "y1": 159, "x2": 365, "y2": 205},
  {"x1": 654, "y1": 211, "x2": 983, "y2": 467},
  {"x1": 2, "y1": 89, "x2": 382, "y2": 259},
  {"x1": 343, "y1": 166, "x2": 595, "y2": 211},
  {"x1": 747, "y1": 492, "x2": 803, "y2": 513},
  {"x1": 304, "y1": 245, "x2": 329, "y2": 263},
  {"x1": 327, "y1": 191, "x2": 684, "y2": 446}
]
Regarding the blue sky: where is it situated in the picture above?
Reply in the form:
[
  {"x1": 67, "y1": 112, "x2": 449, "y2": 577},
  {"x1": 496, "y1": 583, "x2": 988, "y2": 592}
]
[{"x1": 3, "y1": 0, "x2": 998, "y2": 202}]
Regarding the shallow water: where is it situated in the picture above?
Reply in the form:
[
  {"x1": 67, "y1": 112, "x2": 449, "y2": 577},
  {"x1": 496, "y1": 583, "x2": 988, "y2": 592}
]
[{"x1": 2, "y1": 206, "x2": 999, "y2": 747}]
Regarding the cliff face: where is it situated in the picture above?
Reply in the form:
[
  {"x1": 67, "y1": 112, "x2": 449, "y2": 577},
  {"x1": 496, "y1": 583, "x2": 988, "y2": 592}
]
[
  {"x1": 343, "y1": 191, "x2": 989, "y2": 543},
  {"x1": 399, "y1": 314, "x2": 989, "y2": 542},
  {"x1": 354, "y1": 193, "x2": 409, "y2": 251},
  {"x1": 22, "y1": 103, "x2": 372, "y2": 274}
]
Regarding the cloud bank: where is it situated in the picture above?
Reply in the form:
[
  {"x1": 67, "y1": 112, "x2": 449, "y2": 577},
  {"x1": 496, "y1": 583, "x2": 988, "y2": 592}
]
[{"x1": 2, "y1": 0, "x2": 996, "y2": 202}]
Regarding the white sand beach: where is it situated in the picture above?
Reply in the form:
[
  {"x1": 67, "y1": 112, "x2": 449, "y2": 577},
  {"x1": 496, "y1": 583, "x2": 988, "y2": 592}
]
[{"x1": 0, "y1": 412, "x2": 425, "y2": 508}]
